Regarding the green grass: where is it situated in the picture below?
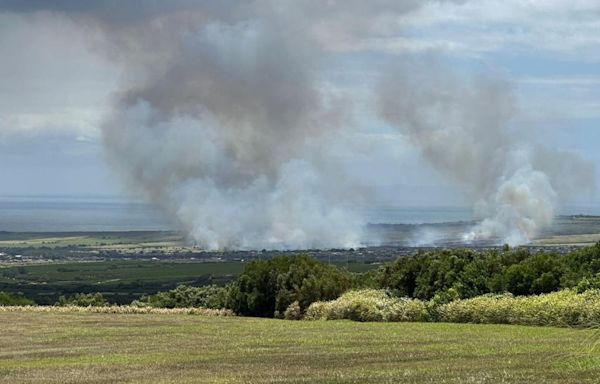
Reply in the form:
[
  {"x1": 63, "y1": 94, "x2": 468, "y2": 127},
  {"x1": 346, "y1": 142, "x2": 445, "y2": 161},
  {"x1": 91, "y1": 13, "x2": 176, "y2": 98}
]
[{"x1": 1, "y1": 311, "x2": 600, "y2": 383}]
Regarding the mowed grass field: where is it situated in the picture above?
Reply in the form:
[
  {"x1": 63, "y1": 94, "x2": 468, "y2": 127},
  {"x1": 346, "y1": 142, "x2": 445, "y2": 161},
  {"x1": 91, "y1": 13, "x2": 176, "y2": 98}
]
[{"x1": 1, "y1": 311, "x2": 600, "y2": 383}]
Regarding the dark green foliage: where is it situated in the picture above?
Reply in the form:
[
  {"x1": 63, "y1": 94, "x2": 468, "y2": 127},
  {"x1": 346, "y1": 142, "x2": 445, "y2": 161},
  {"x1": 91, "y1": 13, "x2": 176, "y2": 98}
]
[
  {"x1": 500, "y1": 253, "x2": 563, "y2": 295},
  {"x1": 0, "y1": 291, "x2": 35, "y2": 306},
  {"x1": 575, "y1": 273, "x2": 600, "y2": 293},
  {"x1": 378, "y1": 244, "x2": 600, "y2": 300},
  {"x1": 132, "y1": 285, "x2": 228, "y2": 309},
  {"x1": 562, "y1": 242, "x2": 600, "y2": 286},
  {"x1": 56, "y1": 292, "x2": 108, "y2": 307},
  {"x1": 227, "y1": 255, "x2": 353, "y2": 317}
]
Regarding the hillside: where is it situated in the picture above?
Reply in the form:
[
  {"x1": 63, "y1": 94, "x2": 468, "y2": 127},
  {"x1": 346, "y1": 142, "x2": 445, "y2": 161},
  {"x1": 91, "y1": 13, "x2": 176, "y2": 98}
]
[{"x1": 1, "y1": 309, "x2": 599, "y2": 383}]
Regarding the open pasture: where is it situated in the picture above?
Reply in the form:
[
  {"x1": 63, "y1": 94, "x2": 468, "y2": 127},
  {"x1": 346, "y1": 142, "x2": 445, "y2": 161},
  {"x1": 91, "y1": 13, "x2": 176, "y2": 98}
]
[{"x1": 1, "y1": 310, "x2": 600, "y2": 383}]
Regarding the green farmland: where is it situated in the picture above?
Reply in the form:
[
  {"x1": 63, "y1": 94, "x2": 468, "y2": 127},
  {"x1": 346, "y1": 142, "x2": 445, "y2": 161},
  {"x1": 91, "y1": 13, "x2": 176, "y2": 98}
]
[
  {"x1": 0, "y1": 260, "x2": 375, "y2": 305},
  {"x1": 1, "y1": 310, "x2": 600, "y2": 383},
  {"x1": 0, "y1": 261, "x2": 244, "y2": 304}
]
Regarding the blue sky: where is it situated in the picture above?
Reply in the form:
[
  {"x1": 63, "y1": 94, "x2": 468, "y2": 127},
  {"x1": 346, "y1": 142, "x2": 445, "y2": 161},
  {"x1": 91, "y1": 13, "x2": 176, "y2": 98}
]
[{"x1": 0, "y1": 0, "x2": 599, "y2": 207}]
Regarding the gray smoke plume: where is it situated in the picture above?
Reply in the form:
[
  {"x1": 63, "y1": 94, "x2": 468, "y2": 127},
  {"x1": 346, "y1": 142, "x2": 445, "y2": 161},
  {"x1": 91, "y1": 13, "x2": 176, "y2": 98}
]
[
  {"x1": 2, "y1": 1, "x2": 592, "y2": 248},
  {"x1": 96, "y1": 2, "x2": 363, "y2": 250},
  {"x1": 378, "y1": 60, "x2": 595, "y2": 245},
  {"x1": 0, "y1": 0, "x2": 447, "y2": 249}
]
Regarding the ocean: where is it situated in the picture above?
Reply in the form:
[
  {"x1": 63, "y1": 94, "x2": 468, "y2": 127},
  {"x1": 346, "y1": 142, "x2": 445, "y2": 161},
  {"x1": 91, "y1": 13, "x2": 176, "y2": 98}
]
[
  {"x1": 0, "y1": 196, "x2": 171, "y2": 232},
  {"x1": 0, "y1": 196, "x2": 598, "y2": 232}
]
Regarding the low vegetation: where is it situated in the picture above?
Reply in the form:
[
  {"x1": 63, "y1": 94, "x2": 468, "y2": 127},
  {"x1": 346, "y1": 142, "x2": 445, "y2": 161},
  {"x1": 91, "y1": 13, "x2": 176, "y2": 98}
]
[
  {"x1": 0, "y1": 304, "x2": 234, "y2": 316},
  {"x1": 306, "y1": 288, "x2": 600, "y2": 327},
  {"x1": 0, "y1": 260, "x2": 245, "y2": 304},
  {"x1": 4, "y1": 243, "x2": 600, "y2": 328},
  {"x1": 132, "y1": 284, "x2": 229, "y2": 309},
  {"x1": 305, "y1": 289, "x2": 427, "y2": 322},
  {"x1": 227, "y1": 255, "x2": 353, "y2": 317},
  {"x1": 56, "y1": 292, "x2": 108, "y2": 307},
  {"x1": 0, "y1": 291, "x2": 35, "y2": 306},
  {"x1": 436, "y1": 289, "x2": 600, "y2": 327}
]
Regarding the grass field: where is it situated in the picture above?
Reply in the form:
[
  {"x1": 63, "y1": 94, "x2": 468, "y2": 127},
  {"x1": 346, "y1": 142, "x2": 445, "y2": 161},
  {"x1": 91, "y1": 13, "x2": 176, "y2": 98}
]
[{"x1": 1, "y1": 310, "x2": 600, "y2": 383}]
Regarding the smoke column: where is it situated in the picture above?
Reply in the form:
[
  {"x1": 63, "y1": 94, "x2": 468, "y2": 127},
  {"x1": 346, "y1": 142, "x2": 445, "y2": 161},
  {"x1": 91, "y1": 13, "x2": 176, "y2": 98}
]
[
  {"x1": 0, "y1": 1, "x2": 442, "y2": 249},
  {"x1": 378, "y1": 61, "x2": 594, "y2": 245},
  {"x1": 97, "y1": 2, "x2": 365, "y2": 250},
  {"x1": 1, "y1": 1, "x2": 594, "y2": 248}
]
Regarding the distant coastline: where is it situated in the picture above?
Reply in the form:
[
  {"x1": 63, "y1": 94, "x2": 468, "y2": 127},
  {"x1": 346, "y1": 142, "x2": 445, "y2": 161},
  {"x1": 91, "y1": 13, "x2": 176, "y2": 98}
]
[{"x1": 0, "y1": 195, "x2": 599, "y2": 233}]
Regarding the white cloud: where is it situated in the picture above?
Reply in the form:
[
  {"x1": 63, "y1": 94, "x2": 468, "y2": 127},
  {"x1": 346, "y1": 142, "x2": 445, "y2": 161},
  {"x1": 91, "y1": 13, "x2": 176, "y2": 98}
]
[
  {"x1": 0, "y1": 13, "x2": 118, "y2": 139},
  {"x1": 518, "y1": 76, "x2": 600, "y2": 86},
  {"x1": 331, "y1": 0, "x2": 600, "y2": 60}
]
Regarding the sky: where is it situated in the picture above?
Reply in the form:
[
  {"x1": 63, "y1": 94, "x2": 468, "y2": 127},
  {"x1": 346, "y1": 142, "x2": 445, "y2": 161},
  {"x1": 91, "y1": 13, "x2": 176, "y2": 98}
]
[{"x1": 0, "y1": 0, "x2": 599, "y2": 207}]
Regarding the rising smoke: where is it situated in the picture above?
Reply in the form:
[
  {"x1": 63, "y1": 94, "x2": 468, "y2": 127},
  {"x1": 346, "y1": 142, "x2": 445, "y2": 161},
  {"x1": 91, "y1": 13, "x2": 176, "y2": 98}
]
[
  {"x1": 378, "y1": 60, "x2": 595, "y2": 245},
  {"x1": 1, "y1": 1, "x2": 594, "y2": 248}
]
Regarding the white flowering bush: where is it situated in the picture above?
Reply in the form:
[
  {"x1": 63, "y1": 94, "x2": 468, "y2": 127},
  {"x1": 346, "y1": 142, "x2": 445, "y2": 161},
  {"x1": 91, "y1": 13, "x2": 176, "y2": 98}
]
[
  {"x1": 0, "y1": 305, "x2": 235, "y2": 316},
  {"x1": 305, "y1": 289, "x2": 427, "y2": 322},
  {"x1": 304, "y1": 289, "x2": 600, "y2": 328},
  {"x1": 437, "y1": 289, "x2": 600, "y2": 327},
  {"x1": 283, "y1": 301, "x2": 303, "y2": 320}
]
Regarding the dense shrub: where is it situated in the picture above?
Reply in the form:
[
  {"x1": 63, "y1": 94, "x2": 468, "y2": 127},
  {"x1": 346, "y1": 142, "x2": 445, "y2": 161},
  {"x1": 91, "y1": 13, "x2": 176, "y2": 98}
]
[
  {"x1": 437, "y1": 289, "x2": 600, "y2": 327},
  {"x1": 132, "y1": 285, "x2": 228, "y2": 309},
  {"x1": 576, "y1": 274, "x2": 600, "y2": 293},
  {"x1": 56, "y1": 292, "x2": 108, "y2": 307},
  {"x1": 305, "y1": 288, "x2": 600, "y2": 328},
  {"x1": 283, "y1": 301, "x2": 302, "y2": 320},
  {"x1": 376, "y1": 244, "x2": 600, "y2": 300},
  {"x1": 305, "y1": 290, "x2": 427, "y2": 322},
  {"x1": 0, "y1": 305, "x2": 234, "y2": 316},
  {"x1": 563, "y1": 242, "x2": 600, "y2": 285},
  {"x1": 0, "y1": 291, "x2": 35, "y2": 306},
  {"x1": 497, "y1": 253, "x2": 564, "y2": 295},
  {"x1": 377, "y1": 249, "x2": 505, "y2": 300},
  {"x1": 227, "y1": 255, "x2": 353, "y2": 317}
]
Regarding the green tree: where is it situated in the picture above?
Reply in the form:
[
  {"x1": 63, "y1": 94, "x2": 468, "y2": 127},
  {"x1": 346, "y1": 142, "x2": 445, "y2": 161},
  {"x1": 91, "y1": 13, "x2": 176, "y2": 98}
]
[
  {"x1": 227, "y1": 255, "x2": 353, "y2": 317},
  {"x1": 132, "y1": 285, "x2": 228, "y2": 309},
  {"x1": 0, "y1": 291, "x2": 35, "y2": 306},
  {"x1": 56, "y1": 292, "x2": 108, "y2": 307}
]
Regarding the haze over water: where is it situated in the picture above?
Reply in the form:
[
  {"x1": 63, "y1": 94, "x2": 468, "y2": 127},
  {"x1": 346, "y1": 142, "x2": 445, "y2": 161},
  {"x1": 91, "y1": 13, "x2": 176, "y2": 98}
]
[{"x1": 1, "y1": 196, "x2": 598, "y2": 233}]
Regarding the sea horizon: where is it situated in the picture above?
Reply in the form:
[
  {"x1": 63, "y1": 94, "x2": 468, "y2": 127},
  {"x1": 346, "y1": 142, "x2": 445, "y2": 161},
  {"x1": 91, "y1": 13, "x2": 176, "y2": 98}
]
[{"x1": 1, "y1": 194, "x2": 599, "y2": 233}]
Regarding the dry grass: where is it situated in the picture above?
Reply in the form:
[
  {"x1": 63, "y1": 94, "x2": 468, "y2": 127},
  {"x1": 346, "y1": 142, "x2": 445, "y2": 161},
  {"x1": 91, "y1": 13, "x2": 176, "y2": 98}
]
[
  {"x1": 0, "y1": 305, "x2": 234, "y2": 316},
  {"x1": 1, "y1": 310, "x2": 600, "y2": 383}
]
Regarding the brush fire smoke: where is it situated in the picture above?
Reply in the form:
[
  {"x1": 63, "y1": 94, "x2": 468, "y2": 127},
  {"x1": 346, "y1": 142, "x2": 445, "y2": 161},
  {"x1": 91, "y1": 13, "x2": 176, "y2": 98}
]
[
  {"x1": 377, "y1": 62, "x2": 594, "y2": 245},
  {"x1": 0, "y1": 1, "x2": 595, "y2": 248}
]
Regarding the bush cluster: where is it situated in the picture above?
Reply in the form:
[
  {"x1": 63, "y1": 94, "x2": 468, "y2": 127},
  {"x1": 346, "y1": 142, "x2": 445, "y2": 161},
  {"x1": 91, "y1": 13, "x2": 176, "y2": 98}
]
[
  {"x1": 132, "y1": 285, "x2": 228, "y2": 309},
  {"x1": 227, "y1": 255, "x2": 353, "y2": 317},
  {"x1": 377, "y1": 243, "x2": 600, "y2": 300},
  {"x1": 306, "y1": 288, "x2": 600, "y2": 327},
  {"x1": 56, "y1": 292, "x2": 108, "y2": 307},
  {"x1": 0, "y1": 305, "x2": 234, "y2": 316},
  {"x1": 436, "y1": 289, "x2": 600, "y2": 327},
  {"x1": 0, "y1": 291, "x2": 36, "y2": 306},
  {"x1": 8, "y1": 243, "x2": 600, "y2": 326},
  {"x1": 305, "y1": 289, "x2": 427, "y2": 322}
]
